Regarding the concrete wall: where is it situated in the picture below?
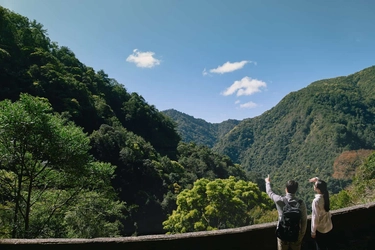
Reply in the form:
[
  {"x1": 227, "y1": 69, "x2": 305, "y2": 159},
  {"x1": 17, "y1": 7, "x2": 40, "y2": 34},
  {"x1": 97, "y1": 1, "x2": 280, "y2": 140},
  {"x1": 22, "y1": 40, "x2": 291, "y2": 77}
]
[{"x1": 1, "y1": 202, "x2": 375, "y2": 250}]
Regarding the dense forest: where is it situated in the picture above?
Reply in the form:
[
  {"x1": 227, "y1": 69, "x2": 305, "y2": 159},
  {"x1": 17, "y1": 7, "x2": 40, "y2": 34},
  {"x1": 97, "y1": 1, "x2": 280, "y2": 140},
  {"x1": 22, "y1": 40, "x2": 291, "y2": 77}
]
[
  {"x1": 2, "y1": 6, "x2": 375, "y2": 239},
  {"x1": 0, "y1": 6, "x2": 270, "y2": 238}
]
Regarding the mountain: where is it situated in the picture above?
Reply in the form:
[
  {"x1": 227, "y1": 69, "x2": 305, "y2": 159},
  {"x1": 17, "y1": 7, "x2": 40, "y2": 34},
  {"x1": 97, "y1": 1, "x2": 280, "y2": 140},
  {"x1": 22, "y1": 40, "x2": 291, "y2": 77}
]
[
  {"x1": 165, "y1": 66, "x2": 375, "y2": 202},
  {"x1": 215, "y1": 66, "x2": 375, "y2": 197},
  {"x1": 162, "y1": 109, "x2": 240, "y2": 147}
]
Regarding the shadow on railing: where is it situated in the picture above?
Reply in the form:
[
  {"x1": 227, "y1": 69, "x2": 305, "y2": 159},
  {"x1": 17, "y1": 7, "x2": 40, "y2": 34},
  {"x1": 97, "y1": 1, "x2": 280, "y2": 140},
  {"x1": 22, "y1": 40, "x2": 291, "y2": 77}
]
[{"x1": 1, "y1": 202, "x2": 375, "y2": 250}]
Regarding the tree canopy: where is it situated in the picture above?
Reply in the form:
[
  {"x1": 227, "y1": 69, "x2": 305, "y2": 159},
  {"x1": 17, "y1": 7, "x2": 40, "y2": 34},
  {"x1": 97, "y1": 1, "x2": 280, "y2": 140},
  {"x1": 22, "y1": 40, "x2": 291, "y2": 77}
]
[{"x1": 163, "y1": 176, "x2": 274, "y2": 234}]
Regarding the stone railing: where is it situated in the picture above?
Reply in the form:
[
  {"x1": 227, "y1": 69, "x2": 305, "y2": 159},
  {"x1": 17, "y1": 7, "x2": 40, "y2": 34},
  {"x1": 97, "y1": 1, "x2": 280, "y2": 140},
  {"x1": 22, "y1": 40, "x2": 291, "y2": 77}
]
[{"x1": 1, "y1": 202, "x2": 375, "y2": 250}]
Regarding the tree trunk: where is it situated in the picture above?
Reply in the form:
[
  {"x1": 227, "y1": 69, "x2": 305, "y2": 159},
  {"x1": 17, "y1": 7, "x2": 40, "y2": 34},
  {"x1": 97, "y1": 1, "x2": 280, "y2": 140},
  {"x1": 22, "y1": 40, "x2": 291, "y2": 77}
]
[
  {"x1": 24, "y1": 175, "x2": 33, "y2": 238},
  {"x1": 12, "y1": 171, "x2": 23, "y2": 238}
]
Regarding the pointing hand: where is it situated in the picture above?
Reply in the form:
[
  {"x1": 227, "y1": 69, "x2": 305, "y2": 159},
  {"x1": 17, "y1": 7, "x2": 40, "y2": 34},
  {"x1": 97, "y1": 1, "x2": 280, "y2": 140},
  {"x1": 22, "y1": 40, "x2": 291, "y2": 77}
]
[{"x1": 265, "y1": 174, "x2": 270, "y2": 183}]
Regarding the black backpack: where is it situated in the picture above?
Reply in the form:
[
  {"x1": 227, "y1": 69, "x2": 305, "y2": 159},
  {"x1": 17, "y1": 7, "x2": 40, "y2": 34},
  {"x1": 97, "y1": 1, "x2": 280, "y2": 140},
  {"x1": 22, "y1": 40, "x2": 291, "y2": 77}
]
[{"x1": 275, "y1": 198, "x2": 302, "y2": 242}]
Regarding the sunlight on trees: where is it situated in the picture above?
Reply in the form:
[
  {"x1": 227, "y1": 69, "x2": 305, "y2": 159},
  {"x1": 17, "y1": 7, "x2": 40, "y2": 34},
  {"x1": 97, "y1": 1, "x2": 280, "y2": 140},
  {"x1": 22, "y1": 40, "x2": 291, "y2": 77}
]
[{"x1": 163, "y1": 176, "x2": 274, "y2": 234}]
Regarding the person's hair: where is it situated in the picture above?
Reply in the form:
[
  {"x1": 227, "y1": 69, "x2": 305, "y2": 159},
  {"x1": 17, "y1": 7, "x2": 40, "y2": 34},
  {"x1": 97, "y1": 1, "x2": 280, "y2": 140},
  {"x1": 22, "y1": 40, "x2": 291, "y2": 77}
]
[
  {"x1": 316, "y1": 180, "x2": 330, "y2": 212},
  {"x1": 285, "y1": 180, "x2": 298, "y2": 194}
]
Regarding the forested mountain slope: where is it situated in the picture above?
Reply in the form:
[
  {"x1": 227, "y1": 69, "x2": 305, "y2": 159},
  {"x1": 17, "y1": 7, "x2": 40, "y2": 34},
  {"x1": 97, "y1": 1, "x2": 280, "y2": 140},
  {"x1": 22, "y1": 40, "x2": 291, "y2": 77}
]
[
  {"x1": 164, "y1": 66, "x2": 375, "y2": 203},
  {"x1": 162, "y1": 109, "x2": 240, "y2": 147},
  {"x1": 0, "y1": 6, "x2": 252, "y2": 237},
  {"x1": 214, "y1": 66, "x2": 375, "y2": 199},
  {"x1": 0, "y1": 6, "x2": 180, "y2": 159}
]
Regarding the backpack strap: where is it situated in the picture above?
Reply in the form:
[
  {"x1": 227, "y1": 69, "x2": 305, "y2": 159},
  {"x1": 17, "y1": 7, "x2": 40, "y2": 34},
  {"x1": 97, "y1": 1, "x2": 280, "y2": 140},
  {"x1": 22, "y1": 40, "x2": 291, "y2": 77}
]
[
  {"x1": 282, "y1": 198, "x2": 302, "y2": 208},
  {"x1": 282, "y1": 197, "x2": 289, "y2": 206},
  {"x1": 296, "y1": 199, "x2": 302, "y2": 208}
]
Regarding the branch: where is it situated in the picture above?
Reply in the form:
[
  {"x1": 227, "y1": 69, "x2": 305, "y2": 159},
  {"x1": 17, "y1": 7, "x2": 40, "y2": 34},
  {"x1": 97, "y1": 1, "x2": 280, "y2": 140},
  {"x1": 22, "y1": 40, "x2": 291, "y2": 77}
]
[{"x1": 34, "y1": 187, "x2": 83, "y2": 237}]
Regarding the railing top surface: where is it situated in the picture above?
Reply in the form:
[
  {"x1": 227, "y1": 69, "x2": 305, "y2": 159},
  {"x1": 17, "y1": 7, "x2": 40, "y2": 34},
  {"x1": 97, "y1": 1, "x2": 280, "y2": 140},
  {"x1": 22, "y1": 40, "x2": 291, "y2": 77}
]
[{"x1": 1, "y1": 201, "x2": 374, "y2": 245}]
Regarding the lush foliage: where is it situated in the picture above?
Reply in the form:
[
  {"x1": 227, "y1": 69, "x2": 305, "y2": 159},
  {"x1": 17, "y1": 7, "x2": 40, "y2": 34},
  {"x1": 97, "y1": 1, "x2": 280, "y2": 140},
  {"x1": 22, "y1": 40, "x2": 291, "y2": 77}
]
[
  {"x1": 89, "y1": 132, "x2": 251, "y2": 235},
  {"x1": 89, "y1": 124, "x2": 167, "y2": 235},
  {"x1": 0, "y1": 94, "x2": 124, "y2": 238},
  {"x1": 0, "y1": 6, "x2": 182, "y2": 237},
  {"x1": 163, "y1": 177, "x2": 274, "y2": 233}
]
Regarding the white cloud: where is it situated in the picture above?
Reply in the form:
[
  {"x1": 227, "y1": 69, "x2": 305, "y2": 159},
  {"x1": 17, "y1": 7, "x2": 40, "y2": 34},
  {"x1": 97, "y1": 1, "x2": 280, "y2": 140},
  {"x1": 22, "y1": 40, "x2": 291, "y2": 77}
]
[
  {"x1": 240, "y1": 101, "x2": 258, "y2": 109},
  {"x1": 126, "y1": 49, "x2": 161, "y2": 68},
  {"x1": 210, "y1": 60, "x2": 249, "y2": 74},
  {"x1": 221, "y1": 76, "x2": 267, "y2": 96},
  {"x1": 235, "y1": 100, "x2": 240, "y2": 104},
  {"x1": 202, "y1": 68, "x2": 208, "y2": 76}
]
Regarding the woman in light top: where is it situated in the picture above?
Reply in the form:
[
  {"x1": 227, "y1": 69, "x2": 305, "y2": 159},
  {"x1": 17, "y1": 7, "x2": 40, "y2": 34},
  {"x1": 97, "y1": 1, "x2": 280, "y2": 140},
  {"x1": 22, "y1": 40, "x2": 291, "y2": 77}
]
[{"x1": 309, "y1": 177, "x2": 333, "y2": 250}]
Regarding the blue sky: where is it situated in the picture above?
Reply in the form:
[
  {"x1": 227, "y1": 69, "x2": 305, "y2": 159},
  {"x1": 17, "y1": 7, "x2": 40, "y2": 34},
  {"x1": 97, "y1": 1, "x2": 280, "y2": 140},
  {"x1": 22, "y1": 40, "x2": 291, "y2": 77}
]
[{"x1": 1, "y1": 0, "x2": 374, "y2": 123}]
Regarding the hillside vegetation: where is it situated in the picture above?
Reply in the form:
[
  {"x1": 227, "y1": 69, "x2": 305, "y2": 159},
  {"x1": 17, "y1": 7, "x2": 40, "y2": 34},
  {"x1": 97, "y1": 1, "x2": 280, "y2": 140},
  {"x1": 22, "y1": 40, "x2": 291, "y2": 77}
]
[
  {"x1": 162, "y1": 109, "x2": 240, "y2": 148},
  {"x1": 164, "y1": 67, "x2": 375, "y2": 203},
  {"x1": 219, "y1": 67, "x2": 375, "y2": 199}
]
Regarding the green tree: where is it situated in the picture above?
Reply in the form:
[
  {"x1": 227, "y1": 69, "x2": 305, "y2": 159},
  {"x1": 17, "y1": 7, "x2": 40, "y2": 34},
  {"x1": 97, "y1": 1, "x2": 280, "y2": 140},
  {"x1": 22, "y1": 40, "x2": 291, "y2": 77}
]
[
  {"x1": 0, "y1": 93, "x2": 120, "y2": 238},
  {"x1": 330, "y1": 190, "x2": 352, "y2": 210},
  {"x1": 90, "y1": 124, "x2": 168, "y2": 235},
  {"x1": 122, "y1": 93, "x2": 181, "y2": 159},
  {"x1": 63, "y1": 190, "x2": 125, "y2": 238},
  {"x1": 162, "y1": 176, "x2": 273, "y2": 234}
]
